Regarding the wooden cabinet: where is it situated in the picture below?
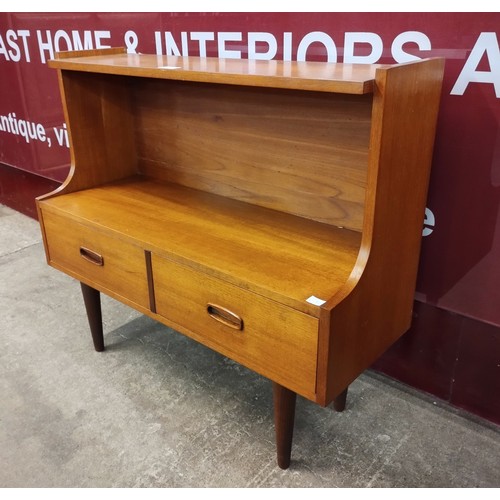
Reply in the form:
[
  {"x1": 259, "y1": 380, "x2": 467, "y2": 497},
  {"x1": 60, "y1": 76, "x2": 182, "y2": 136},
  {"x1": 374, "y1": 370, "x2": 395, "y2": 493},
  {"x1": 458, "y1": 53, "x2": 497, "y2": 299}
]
[{"x1": 37, "y1": 48, "x2": 444, "y2": 469}]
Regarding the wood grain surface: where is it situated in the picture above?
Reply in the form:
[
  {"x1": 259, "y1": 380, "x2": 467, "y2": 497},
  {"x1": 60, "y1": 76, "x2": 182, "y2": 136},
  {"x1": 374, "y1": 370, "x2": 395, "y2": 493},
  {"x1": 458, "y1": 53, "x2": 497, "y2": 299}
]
[
  {"x1": 39, "y1": 177, "x2": 361, "y2": 318},
  {"x1": 49, "y1": 48, "x2": 380, "y2": 94}
]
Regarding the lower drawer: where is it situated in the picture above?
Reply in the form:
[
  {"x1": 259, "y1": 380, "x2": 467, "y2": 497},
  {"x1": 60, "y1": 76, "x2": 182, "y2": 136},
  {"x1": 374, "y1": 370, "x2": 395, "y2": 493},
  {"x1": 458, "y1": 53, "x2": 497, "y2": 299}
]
[
  {"x1": 41, "y1": 209, "x2": 150, "y2": 309},
  {"x1": 152, "y1": 255, "x2": 318, "y2": 398}
]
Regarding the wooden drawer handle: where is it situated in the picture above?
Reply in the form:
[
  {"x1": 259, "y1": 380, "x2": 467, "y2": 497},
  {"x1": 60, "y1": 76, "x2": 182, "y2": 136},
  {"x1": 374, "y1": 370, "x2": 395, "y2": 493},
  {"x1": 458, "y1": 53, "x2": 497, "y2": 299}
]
[
  {"x1": 207, "y1": 303, "x2": 243, "y2": 331},
  {"x1": 80, "y1": 246, "x2": 104, "y2": 266}
]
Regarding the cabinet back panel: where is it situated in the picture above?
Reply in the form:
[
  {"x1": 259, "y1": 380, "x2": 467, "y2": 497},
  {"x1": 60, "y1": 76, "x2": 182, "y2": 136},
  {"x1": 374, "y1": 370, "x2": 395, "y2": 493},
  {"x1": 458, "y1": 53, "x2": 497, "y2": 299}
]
[{"x1": 133, "y1": 79, "x2": 372, "y2": 230}]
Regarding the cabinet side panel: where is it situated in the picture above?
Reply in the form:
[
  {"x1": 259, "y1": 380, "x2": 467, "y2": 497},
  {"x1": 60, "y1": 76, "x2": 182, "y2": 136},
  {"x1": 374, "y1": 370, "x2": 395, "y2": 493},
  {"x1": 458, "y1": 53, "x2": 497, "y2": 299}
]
[
  {"x1": 133, "y1": 80, "x2": 371, "y2": 230},
  {"x1": 317, "y1": 59, "x2": 445, "y2": 405},
  {"x1": 55, "y1": 71, "x2": 138, "y2": 194}
]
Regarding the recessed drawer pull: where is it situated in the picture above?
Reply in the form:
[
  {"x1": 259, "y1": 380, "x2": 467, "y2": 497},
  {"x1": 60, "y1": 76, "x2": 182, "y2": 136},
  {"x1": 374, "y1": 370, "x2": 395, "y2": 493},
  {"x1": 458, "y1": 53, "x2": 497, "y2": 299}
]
[
  {"x1": 80, "y1": 246, "x2": 104, "y2": 266},
  {"x1": 207, "y1": 303, "x2": 243, "y2": 331}
]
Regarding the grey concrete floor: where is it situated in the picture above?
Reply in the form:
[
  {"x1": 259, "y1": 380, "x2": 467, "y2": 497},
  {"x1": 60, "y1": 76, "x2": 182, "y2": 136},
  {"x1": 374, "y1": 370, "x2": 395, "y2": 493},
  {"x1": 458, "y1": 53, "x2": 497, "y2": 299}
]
[{"x1": 1, "y1": 203, "x2": 499, "y2": 488}]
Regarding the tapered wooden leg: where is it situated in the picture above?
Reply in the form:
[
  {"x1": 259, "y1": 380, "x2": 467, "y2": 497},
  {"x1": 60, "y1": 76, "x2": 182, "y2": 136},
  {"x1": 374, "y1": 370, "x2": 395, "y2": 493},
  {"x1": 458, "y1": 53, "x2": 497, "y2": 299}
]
[
  {"x1": 80, "y1": 282, "x2": 104, "y2": 352},
  {"x1": 273, "y1": 382, "x2": 297, "y2": 470},
  {"x1": 333, "y1": 387, "x2": 348, "y2": 412}
]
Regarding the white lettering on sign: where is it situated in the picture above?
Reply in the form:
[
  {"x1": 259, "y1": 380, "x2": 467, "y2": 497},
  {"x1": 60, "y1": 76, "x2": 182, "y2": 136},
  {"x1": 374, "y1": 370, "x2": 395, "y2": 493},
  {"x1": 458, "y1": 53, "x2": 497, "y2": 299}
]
[
  {"x1": 191, "y1": 32, "x2": 215, "y2": 58},
  {"x1": 344, "y1": 32, "x2": 383, "y2": 64},
  {"x1": 53, "y1": 123, "x2": 69, "y2": 148},
  {"x1": 217, "y1": 31, "x2": 242, "y2": 59},
  {"x1": 218, "y1": 32, "x2": 243, "y2": 59},
  {"x1": 36, "y1": 30, "x2": 111, "y2": 63},
  {"x1": 153, "y1": 30, "x2": 433, "y2": 65},
  {"x1": 0, "y1": 112, "x2": 46, "y2": 143},
  {"x1": 248, "y1": 32, "x2": 278, "y2": 60},
  {"x1": 155, "y1": 31, "x2": 189, "y2": 56},
  {"x1": 0, "y1": 29, "x2": 31, "y2": 62},
  {"x1": 71, "y1": 30, "x2": 93, "y2": 51},
  {"x1": 391, "y1": 31, "x2": 432, "y2": 63},
  {"x1": 451, "y1": 32, "x2": 500, "y2": 97},
  {"x1": 124, "y1": 30, "x2": 139, "y2": 53},
  {"x1": 423, "y1": 207, "x2": 435, "y2": 237},
  {"x1": 283, "y1": 32, "x2": 292, "y2": 61},
  {"x1": 297, "y1": 31, "x2": 337, "y2": 62},
  {"x1": 0, "y1": 27, "x2": 499, "y2": 98},
  {"x1": 0, "y1": 111, "x2": 71, "y2": 149}
]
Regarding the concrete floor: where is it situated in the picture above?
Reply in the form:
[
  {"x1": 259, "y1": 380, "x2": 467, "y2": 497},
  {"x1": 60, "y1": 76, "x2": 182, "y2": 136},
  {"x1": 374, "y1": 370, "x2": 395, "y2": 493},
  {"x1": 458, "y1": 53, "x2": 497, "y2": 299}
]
[{"x1": 1, "y1": 203, "x2": 499, "y2": 488}]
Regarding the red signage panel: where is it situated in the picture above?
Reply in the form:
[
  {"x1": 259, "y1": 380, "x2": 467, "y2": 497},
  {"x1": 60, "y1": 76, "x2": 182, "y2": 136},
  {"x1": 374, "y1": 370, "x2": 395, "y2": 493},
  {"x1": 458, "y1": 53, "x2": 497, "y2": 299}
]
[{"x1": 1, "y1": 12, "x2": 499, "y2": 325}]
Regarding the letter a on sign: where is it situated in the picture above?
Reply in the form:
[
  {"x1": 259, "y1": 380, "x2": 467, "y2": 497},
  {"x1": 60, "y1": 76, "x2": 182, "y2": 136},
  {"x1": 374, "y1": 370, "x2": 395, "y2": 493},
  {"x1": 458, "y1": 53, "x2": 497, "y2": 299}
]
[{"x1": 451, "y1": 32, "x2": 500, "y2": 98}]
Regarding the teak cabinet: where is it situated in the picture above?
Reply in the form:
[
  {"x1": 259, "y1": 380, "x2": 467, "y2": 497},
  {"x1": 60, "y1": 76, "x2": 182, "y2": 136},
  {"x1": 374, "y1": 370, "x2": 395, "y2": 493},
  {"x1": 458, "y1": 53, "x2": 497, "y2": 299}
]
[{"x1": 37, "y1": 48, "x2": 444, "y2": 469}]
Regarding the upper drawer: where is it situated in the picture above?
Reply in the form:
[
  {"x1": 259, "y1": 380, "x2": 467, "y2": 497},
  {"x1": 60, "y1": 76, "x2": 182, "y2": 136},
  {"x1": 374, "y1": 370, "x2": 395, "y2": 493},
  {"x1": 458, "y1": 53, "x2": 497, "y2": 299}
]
[
  {"x1": 152, "y1": 255, "x2": 319, "y2": 399},
  {"x1": 41, "y1": 209, "x2": 150, "y2": 309}
]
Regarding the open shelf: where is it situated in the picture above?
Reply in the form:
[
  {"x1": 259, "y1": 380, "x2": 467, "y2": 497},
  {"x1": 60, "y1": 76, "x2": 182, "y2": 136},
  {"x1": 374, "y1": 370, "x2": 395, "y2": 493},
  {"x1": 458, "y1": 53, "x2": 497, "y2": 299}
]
[{"x1": 39, "y1": 175, "x2": 362, "y2": 317}]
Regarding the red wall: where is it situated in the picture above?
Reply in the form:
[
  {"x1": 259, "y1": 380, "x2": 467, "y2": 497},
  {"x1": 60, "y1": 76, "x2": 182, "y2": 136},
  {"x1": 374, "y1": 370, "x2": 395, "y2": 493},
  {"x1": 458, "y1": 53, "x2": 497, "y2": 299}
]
[{"x1": 1, "y1": 12, "x2": 499, "y2": 424}]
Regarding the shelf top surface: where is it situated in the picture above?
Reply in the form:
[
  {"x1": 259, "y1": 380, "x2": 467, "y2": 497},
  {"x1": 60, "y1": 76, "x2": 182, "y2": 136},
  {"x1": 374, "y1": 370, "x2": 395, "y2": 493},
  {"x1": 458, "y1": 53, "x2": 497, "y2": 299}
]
[
  {"x1": 40, "y1": 177, "x2": 362, "y2": 317},
  {"x1": 49, "y1": 51, "x2": 384, "y2": 94}
]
